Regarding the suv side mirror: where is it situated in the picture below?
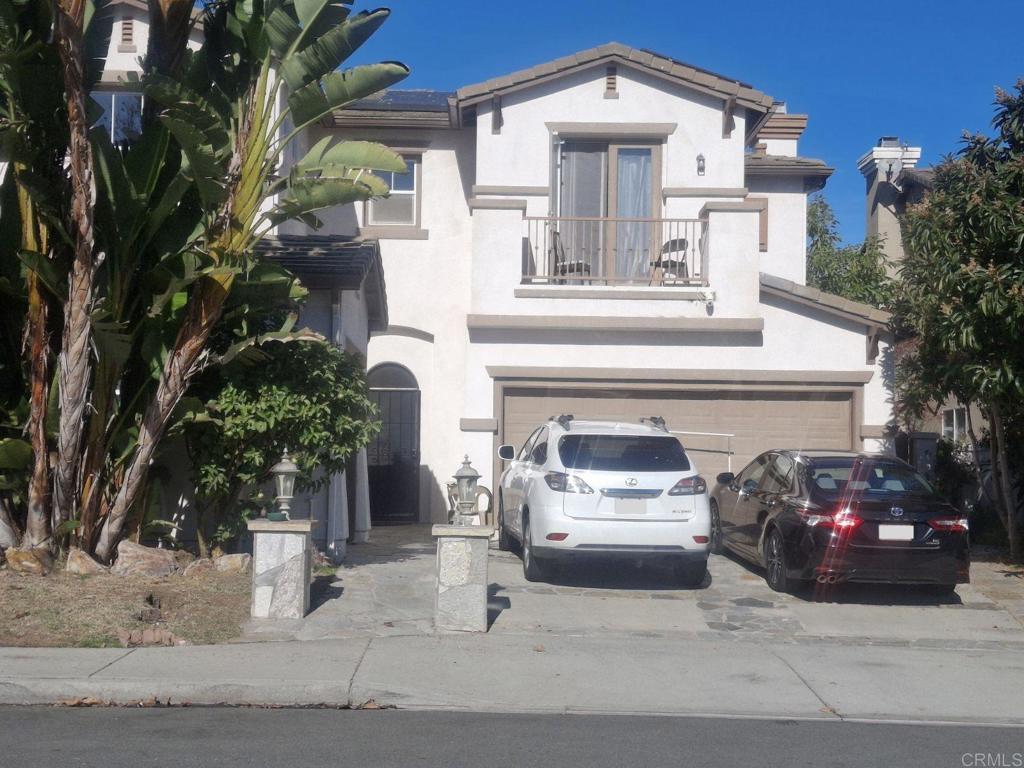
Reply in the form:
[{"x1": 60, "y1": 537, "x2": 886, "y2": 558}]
[
  {"x1": 497, "y1": 444, "x2": 516, "y2": 461},
  {"x1": 716, "y1": 472, "x2": 735, "y2": 487}
]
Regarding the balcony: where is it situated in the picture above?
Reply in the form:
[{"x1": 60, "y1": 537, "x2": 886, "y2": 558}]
[{"x1": 523, "y1": 216, "x2": 708, "y2": 286}]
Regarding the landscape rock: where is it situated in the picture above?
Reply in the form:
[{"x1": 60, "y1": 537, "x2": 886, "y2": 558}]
[
  {"x1": 182, "y1": 558, "x2": 214, "y2": 578},
  {"x1": 65, "y1": 549, "x2": 108, "y2": 576},
  {"x1": 110, "y1": 541, "x2": 177, "y2": 578},
  {"x1": 172, "y1": 550, "x2": 196, "y2": 570},
  {"x1": 214, "y1": 553, "x2": 251, "y2": 573},
  {"x1": 5, "y1": 547, "x2": 54, "y2": 576}
]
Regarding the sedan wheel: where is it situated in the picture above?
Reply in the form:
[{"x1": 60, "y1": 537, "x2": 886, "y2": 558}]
[
  {"x1": 521, "y1": 517, "x2": 546, "y2": 582},
  {"x1": 764, "y1": 528, "x2": 790, "y2": 593},
  {"x1": 709, "y1": 500, "x2": 723, "y2": 555}
]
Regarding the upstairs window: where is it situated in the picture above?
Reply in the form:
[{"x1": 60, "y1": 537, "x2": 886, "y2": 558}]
[
  {"x1": 366, "y1": 156, "x2": 419, "y2": 226},
  {"x1": 92, "y1": 91, "x2": 143, "y2": 146}
]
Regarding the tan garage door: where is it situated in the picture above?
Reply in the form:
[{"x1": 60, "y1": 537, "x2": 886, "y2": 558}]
[{"x1": 501, "y1": 387, "x2": 854, "y2": 479}]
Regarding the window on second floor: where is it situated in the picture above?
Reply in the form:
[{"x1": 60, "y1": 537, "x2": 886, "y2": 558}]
[
  {"x1": 366, "y1": 155, "x2": 419, "y2": 227},
  {"x1": 92, "y1": 91, "x2": 143, "y2": 146}
]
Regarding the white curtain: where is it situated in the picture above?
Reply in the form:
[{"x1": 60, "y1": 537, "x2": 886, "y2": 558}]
[{"x1": 615, "y1": 149, "x2": 652, "y2": 279}]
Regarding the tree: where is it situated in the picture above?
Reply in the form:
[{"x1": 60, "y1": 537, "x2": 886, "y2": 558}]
[
  {"x1": 0, "y1": 0, "x2": 407, "y2": 561},
  {"x1": 896, "y1": 81, "x2": 1024, "y2": 561},
  {"x1": 180, "y1": 340, "x2": 378, "y2": 557},
  {"x1": 806, "y1": 195, "x2": 893, "y2": 308}
]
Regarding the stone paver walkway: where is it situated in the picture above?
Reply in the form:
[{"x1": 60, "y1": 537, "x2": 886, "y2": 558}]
[{"x1": 241, "y1": 526, "x2": 1024, "y2": 649}]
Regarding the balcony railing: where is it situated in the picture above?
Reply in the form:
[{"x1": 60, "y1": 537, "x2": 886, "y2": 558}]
[{"x1": 523, "y1": 216, "x2": 708, "y2": 286}]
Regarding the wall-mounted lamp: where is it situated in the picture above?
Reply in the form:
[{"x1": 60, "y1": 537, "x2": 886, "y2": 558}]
[{"x1": 696, "y1": 154, "x2": 706, "y2": 176}]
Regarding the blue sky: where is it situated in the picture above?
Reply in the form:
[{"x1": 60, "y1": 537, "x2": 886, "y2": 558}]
[{"x1": 354, "y1": 0, "x2": 1023, "y2": 245}]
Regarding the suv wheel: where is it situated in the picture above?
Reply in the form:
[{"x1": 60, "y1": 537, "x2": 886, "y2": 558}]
[
  {"x1": 674, "y1": 559, "x2": 707, "y2": 588},
  {"x1": 521, "y1": 516, "x2": 546, "y2": 582},
  {"x1": 497, "y1": 494, "x2": 513, "y2": 552}
]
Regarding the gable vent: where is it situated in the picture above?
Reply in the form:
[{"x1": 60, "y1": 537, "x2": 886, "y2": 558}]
[
  {"x1": 121, "y1": 16, "x2": 134, "y2": 45},
  {"x1": 604, "y1": 66, "x2": 618, "y2": 99}
]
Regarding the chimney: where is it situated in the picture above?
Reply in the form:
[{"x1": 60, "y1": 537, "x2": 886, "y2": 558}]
[{"x1": 857, "y1": 137, "x2": 922, "y2": 270}]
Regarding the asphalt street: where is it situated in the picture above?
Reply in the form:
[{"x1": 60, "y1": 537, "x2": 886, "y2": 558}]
[{"x1": 1, "y1": 707, "x2": 1021, "y2": 768}]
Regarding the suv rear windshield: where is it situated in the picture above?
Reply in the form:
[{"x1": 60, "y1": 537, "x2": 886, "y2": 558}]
[
  {"x1": 804, "y1": 458, "x2": 938, "y2": 498},
  {"x1": 558, "y1": 435, "x2": 690, "y2": 472}
]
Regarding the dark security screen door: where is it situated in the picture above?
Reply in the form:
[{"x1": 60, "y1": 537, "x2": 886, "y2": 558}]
[{"x1": 367, "y1": 365, "x2": 420, "y2": 524}]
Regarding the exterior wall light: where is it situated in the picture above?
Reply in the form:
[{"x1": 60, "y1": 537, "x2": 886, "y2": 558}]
[
  {"x1": 269, "y1": 449, "x2": 299, "y2": 521},
  {"x1": 453, "y1": 455, "x2": 481, "y2": 525},
  {"x1": 697, "y1": 154, "x2": 706, "y2": 176}
]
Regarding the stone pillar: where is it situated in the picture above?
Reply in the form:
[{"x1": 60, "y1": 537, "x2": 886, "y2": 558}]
[
  {"x1": 353, "y1": 448, "x2": 371, "y2": 544},
  {"x1": 432, "y1": 524, "x2": 493, "y2": 632},
  {"x1": 247, "y1": 519, "x2": 314, "y2": 619}
]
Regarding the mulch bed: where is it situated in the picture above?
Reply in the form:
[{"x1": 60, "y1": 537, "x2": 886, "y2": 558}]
[{"x1": 0, "y1": 565, "x2": 250, "y2": 648}]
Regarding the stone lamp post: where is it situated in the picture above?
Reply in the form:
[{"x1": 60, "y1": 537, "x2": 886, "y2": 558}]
[
  {"x1": 269, "y1": 449, "x2": 299, "y2": 521},
  {"x1": 432, "y1": 453, "x2": 492, "y2": 632},
  {"x1": 246, "y1": 449, "x2": 313, "y2": 619},
  {"x1": 453, "y1": 455, "x2": 481, "y2": 525}
]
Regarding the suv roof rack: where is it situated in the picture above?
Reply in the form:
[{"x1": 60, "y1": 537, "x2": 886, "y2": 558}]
[
  {"x1": 549, "y1": 414, "x2": 574, "y2": 430},
  {"x1": 639, "y1": 416, "x2": 668, "y2": 432}
]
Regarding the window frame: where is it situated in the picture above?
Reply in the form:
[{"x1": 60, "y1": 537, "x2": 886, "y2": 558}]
[
  {"x1": 942, "y1": 406, "x2": 967, "y2": 442},
  {"x1": 361, "y1": 151, "x2": 427, "y2": 239},
  {"x1": 91, "y1": 89, "x2": 144, "y2": 146}
]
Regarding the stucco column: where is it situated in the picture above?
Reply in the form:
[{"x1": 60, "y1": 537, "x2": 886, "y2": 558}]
[
  {"x1": 353, "y1": 447, "x2": 371, "y2": 544},
  {"x1": 325, "y1": 470, "x2": 349, "y2": 563}
]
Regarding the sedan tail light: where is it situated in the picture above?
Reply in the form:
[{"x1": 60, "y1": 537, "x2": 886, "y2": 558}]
[
  {"x1": 544, "y1": 472, "x2": 594, "y2": 494},
  {"x1": 928, "y1": 517, "x2": 969, "y2": 533},
  {"x1": 667, "y1": 475, "x2": 707, "y2": 496},
  {"x1": 799, "y1": 507, "x2": 863, "y2": 531}
]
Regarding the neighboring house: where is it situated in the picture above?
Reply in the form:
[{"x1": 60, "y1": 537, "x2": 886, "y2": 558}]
[
  {"x1": 858, "y1": 137, "x2": 984, "y2": 453},
  {"x1": 296, "y1": 43, "x2": 897, "y2": 525}
]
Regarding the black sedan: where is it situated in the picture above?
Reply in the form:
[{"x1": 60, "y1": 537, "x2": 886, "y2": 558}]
[{"x1": 709, "y1": 450, "x2": 970, "y2": 593}]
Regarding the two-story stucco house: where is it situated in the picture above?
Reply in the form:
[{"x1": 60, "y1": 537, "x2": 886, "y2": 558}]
[
  {"x1": 66, "y1": 12, "x2": 898, "y2": 549},
  {"x1": 291, "y1": 43, "x2": 897, "y2": 527}
]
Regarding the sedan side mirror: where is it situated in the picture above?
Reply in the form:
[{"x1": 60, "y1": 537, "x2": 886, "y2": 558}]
[
  {"x1": 497, "y1": 444, "x2": 516, "y2": 461},
  {"x1": 716, "y1": 472, "x2": 735, "y2": 487}
]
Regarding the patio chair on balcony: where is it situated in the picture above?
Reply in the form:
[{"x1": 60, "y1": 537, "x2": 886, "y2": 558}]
[
  {"x1": 650, "y1": 237, "x2": 689, "y2": 285},
  {"x1": 550, "y1": 230, "x2": 591, "y2": 284}
]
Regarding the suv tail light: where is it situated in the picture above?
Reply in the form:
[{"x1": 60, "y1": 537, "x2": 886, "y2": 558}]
[
  {"x1": 928, "y1": 516, "x2": 969, "y2": 533},
  {"x1": 799, "y1": 507, "x2": 863, "y2": 531},
  {"x1": 544, "y1": 472, "x2": 594, "y2": 494},
  {"x1": 667, "y1": 476, "x2": 707, "y2": 496}
]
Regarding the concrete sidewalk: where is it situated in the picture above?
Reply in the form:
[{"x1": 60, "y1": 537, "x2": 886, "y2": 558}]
[{"x1": 3, "y1": 633, "x2": 1024, "y2": 725}]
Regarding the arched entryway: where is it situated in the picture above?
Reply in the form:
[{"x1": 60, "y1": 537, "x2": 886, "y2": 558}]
[{"x1": 367, "y1": 363, "x2": 420, "y2": 524}]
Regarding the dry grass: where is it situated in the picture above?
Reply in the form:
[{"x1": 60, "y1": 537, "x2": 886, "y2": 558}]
[{"x1": 0, "y1": 566, "x2": 251, "y2": 648}]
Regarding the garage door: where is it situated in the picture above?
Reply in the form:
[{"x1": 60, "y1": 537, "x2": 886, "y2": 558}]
[{"x1": 501, "y1": 387, "x2": 854, "y2": 479}]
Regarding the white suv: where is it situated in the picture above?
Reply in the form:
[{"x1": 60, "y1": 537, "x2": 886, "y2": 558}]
[{"x1": 497, "y1": 416, "x2": 711, "y2": 586}]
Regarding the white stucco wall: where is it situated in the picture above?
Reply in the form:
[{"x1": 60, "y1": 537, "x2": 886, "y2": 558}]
[
  {"x1": 474, "y1": 65, "x2": 747, "y2": 194},
  {"x1": 748, "y1": 176, "x2": 809, "y2": 285}
]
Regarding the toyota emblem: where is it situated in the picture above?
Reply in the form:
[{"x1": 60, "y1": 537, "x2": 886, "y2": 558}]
[
  {"x1": 625, "y1": 477, "x2": 639, "y2": 487},
  {"x1": 890, "y1": 506, "x2": 905, "y2": 518}
]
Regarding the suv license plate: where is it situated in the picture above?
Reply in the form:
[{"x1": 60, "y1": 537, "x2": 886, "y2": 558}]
[
  {"x1": 614, "y1": 499, "x2": 646, "y2": 516},
  {"x1": 878, "y1": 524, "x2": 914, "y2": 541}
]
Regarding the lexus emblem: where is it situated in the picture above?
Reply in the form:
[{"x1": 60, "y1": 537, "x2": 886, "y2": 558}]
[
  {"x1": 625, "y1": 477, "x2": 639, "y2": 487},
  {"x1": 890, "y1": 506, "x2": 905, "y2": 518}
]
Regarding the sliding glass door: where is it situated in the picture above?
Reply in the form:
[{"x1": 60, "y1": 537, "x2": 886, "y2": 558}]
[{"x1": 557, "y1": 140, "x2": 659, "y2": 281}]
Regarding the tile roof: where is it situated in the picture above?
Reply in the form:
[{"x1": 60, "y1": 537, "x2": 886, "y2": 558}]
[
  {"x1": 760, "y1": 273, "x2": 890, "y2": 328},
  {"x1": 455, "y1": 42, "x2": 775, "y2": 113},
  {"x1": 745, "y1": 154, "x2": 834, "y2": 177}
]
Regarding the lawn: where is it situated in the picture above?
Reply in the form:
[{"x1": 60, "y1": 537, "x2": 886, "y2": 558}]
[{"x1": 0, "y1": 567, "x2": 251, "y2": 648}]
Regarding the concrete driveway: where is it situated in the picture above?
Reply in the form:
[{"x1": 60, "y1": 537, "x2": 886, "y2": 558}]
[{"x1": 243, "y1": 525, "x2": 1024, "y2": 649}]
